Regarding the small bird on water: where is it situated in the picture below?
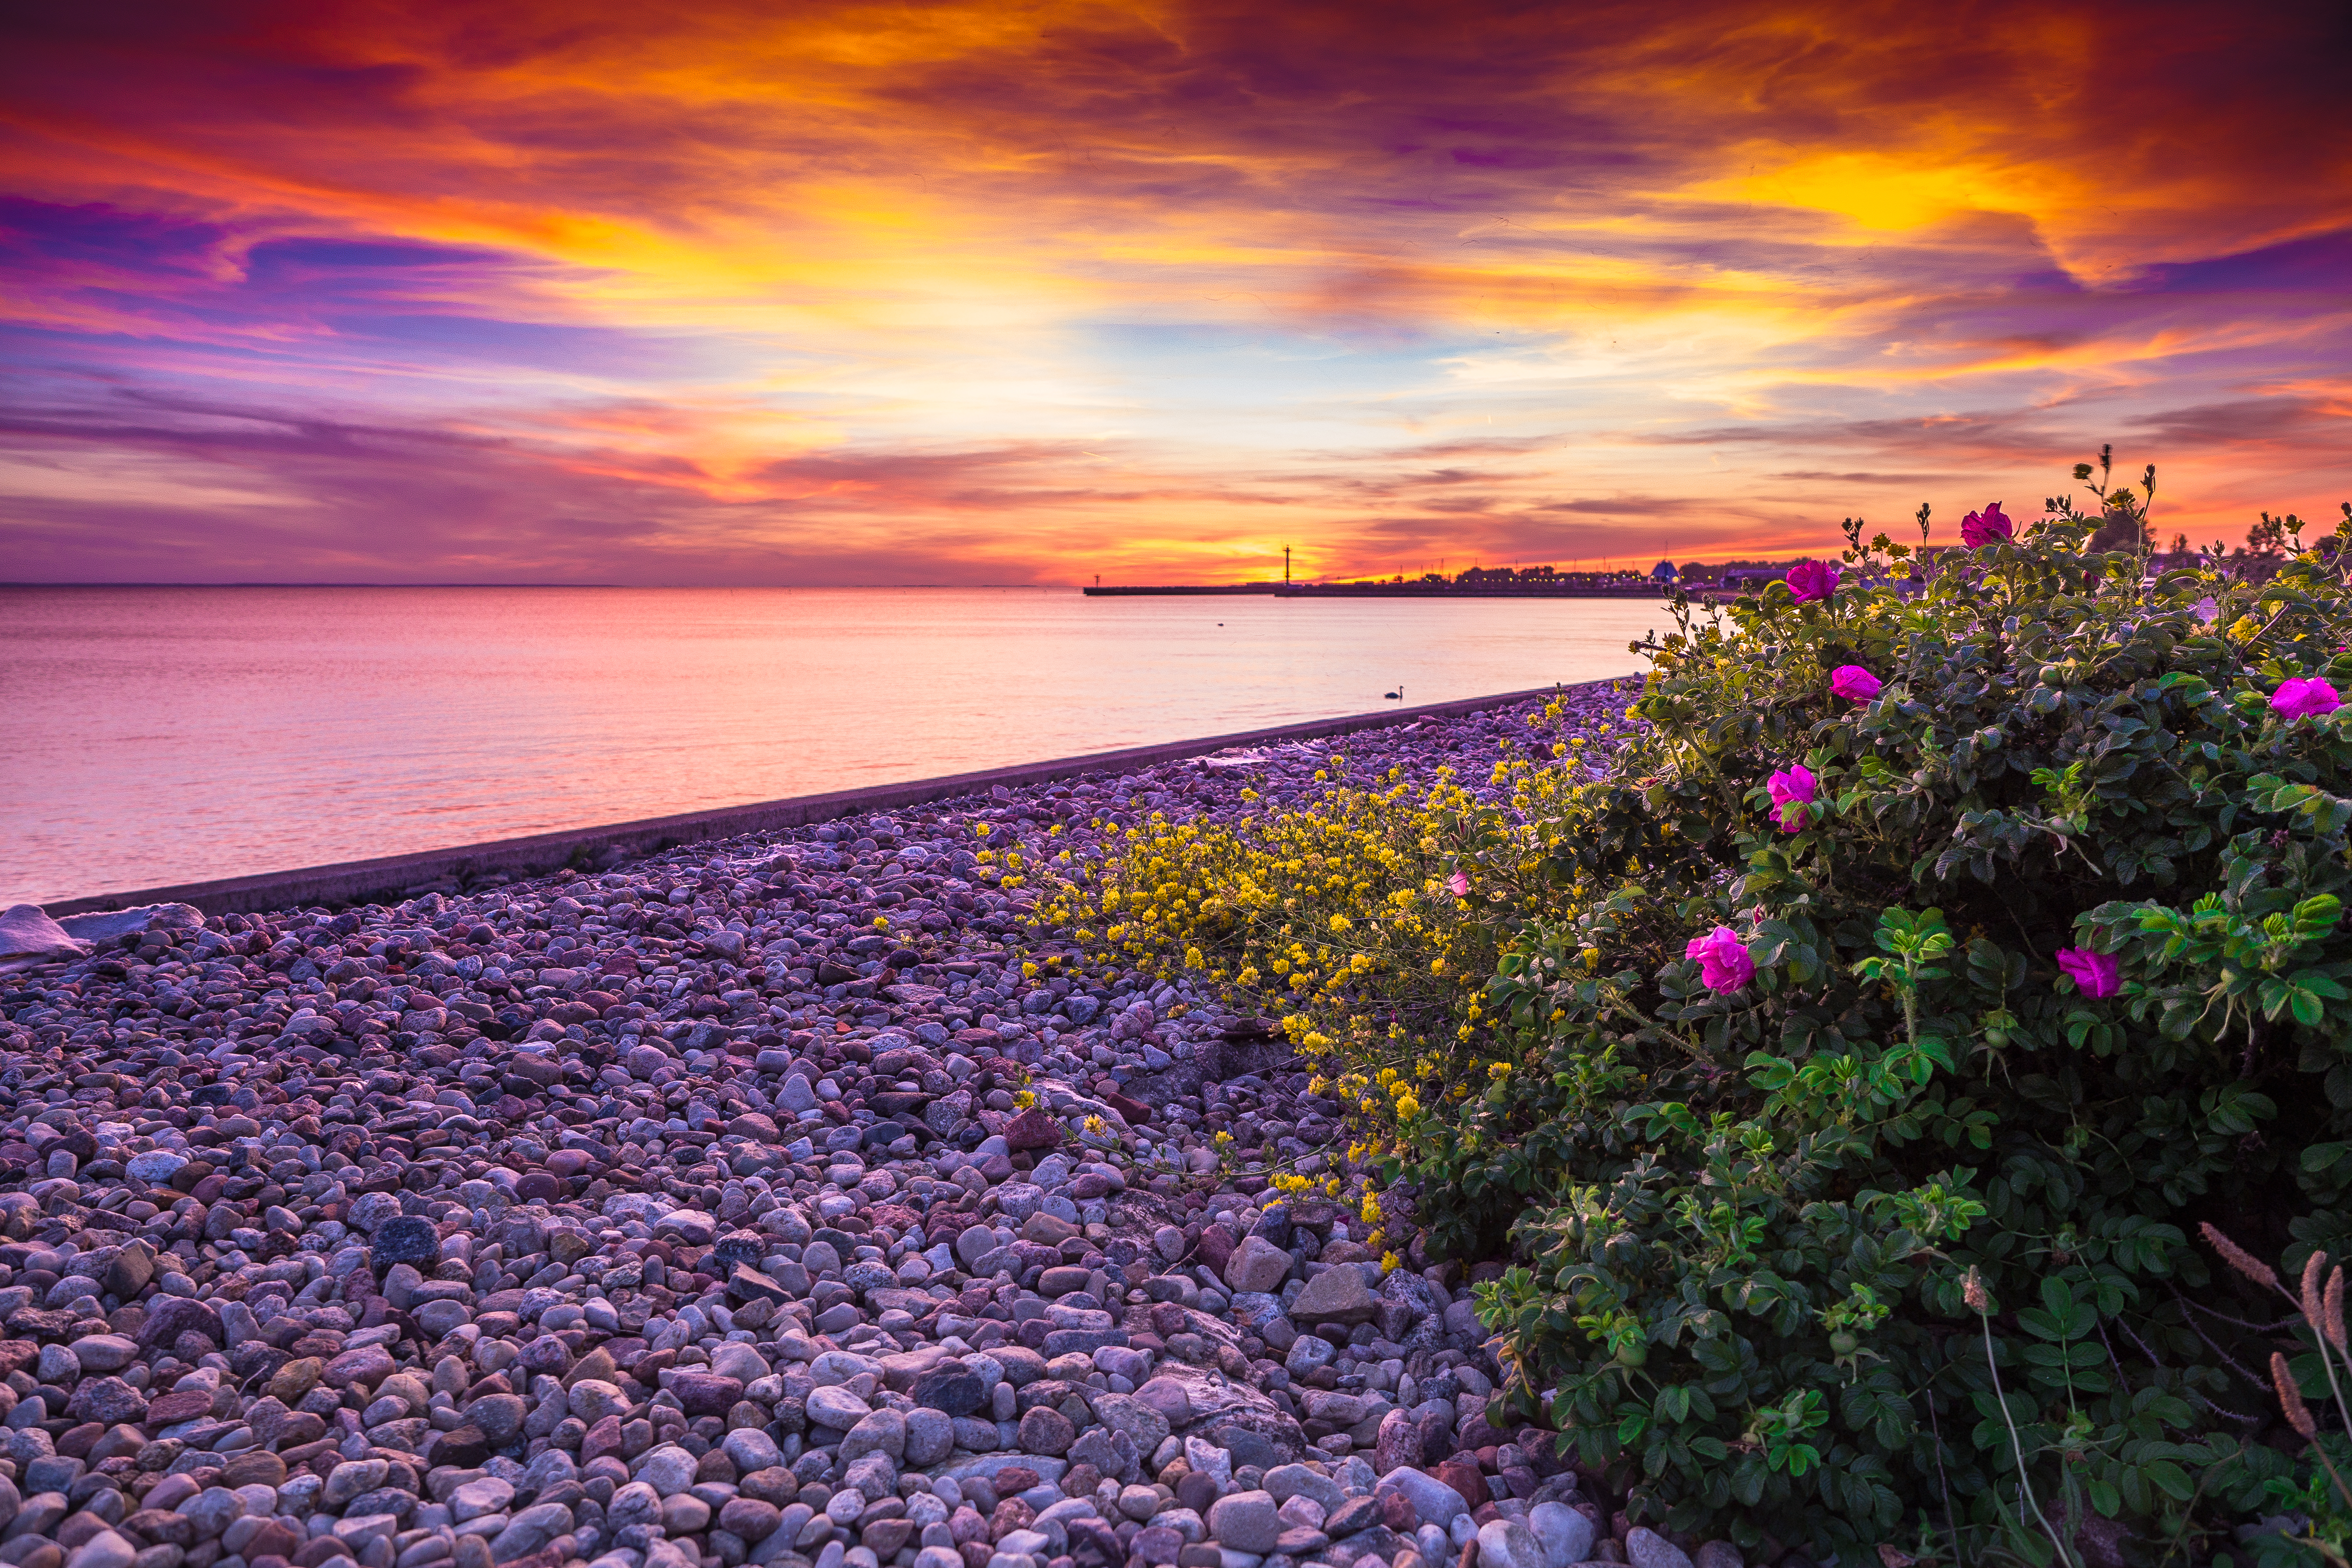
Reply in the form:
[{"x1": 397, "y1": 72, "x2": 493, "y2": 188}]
[{"x1": 1384, "y1": 685, "x2": 1403, "y2": 700}]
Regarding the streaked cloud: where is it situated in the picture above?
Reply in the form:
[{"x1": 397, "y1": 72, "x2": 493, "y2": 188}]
[{"x1": 2, "y1": 0, "x2": 2347, "y2": 582}]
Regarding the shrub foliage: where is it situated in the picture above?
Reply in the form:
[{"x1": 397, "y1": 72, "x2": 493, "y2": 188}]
[
  {"x1": 1048, "y1": 464, "x2": 2352, "y2": 1561},
  {"x1": 1420, "y1": 483, "x2": 2352, "y2": 1560}
]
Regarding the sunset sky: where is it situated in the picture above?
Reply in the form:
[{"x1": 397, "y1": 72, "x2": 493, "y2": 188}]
[{"x1": 4, "y1": 0, "x2": 2348, "y2": 584}]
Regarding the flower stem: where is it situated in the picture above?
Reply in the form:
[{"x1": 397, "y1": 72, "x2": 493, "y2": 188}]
[{"x1": 1981, "y1": 1310, "x2": 2076, "y2": 1567}]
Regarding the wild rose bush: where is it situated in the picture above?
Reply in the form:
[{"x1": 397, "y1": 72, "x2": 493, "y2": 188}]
[{"x1": 1398, "y1": 478, "x2": 2352, "y2": 1560}]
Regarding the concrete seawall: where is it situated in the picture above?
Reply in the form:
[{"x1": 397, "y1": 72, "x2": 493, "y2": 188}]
[{"x1": 48, "y1": 679, "x2": 1621, "y2": 918}]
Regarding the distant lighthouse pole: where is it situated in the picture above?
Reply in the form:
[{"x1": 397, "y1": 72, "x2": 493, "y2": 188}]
[{"x1": 1284, "y1": 546, "x2": 1291, "y2": 585}]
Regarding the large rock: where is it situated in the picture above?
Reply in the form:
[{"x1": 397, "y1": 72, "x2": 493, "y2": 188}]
[
  {"x1": 1529, "y1": 1502, "x2": 1597, "y2": 1568},
  {"x1": 136, "y1": 1296, "x2": 223, "y2": 1353},
  {"x1": 1222, "y1": 1236, "x2": 1291, "y2": 1294},
  {"x1": 1289, "y1": 1266, "x2": 1376, "y2": 1326},
  {"x1": 1, "y1": 905, "x2": 88, "y2": 966},
  {"x1": 54, "y1": 903, "x2": 203, "y2": 944},
  {"x1": 1140, "y1": 1361, "x2": 1308, "y2": 1466}
]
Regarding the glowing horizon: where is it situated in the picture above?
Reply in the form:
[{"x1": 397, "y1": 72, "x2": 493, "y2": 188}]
[{"x1": 4, "y1": 0, "x2": 2348, "y2": 584}]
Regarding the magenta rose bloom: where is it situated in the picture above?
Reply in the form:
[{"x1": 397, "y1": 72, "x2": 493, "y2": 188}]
[
  {"x1": 2272, "y1": 677, "x2": 2343, "y2": 719},
  {"x1": 1685, "y1": 926, "x2": 1755, "y2": 992},
  {"x1": 1831, "y1": 665, "x2": 1882, "y2": 702},
  {"x1": 1961, "y1": 502, "x2": 2015, "y2": 549},
  {"x1": 1766, "y1": 763, "x2": 1818, "y2": 830},
  {"x1": 1784, "y1": 560, "x2": 1840, "y2": 603},
  {"x1": 2056, "y1": 947, "x2": 2121, "y2": 999}
]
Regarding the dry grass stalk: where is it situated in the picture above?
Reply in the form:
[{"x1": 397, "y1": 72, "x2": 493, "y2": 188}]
[
  {"x1": 2279, "y1": 1351, "x2": 2321, "y2": 1439},
  {"x1": 2202, "y1": 1220, "x2": 2281, "y2": 1290},
  {"x1": 1963, "y1": 1264, "x2": 1989, "y2": 1314},
  {"x1": 2208, "y1": 1227, "x2": 2352, "y2": 1531}
]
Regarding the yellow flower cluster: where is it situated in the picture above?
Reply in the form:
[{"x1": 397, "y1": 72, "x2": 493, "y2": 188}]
[{"x1": 1008, "y1": 704, "x2": 1599, "y2": 1150}]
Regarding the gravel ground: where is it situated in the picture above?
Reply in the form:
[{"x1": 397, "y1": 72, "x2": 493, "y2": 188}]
[{"x1": 0, "y1": 680, "x2": 1775, "y2": 1568}]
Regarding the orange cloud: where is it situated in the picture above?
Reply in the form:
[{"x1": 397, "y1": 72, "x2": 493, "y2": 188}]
[{"x1": 2, "y1": 0, "x2": 2347, "y2": 582}]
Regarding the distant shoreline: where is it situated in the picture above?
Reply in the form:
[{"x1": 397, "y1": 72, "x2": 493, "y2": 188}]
[{"x1": 1084, "y1": 581, "x2": 1672, "y2": 599}]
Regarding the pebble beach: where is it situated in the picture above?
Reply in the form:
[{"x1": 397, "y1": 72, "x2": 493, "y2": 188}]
[{"x1": 0, "y1": 679, "x2": 1760, "y2": 1568}]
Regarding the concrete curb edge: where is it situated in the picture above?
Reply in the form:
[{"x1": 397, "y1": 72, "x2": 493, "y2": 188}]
[{"x1": 44, "y1": 678, "x2": 1634, "y2": 918}]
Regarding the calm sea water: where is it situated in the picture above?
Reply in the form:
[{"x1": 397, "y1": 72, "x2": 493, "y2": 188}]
[{"x1": 0, "y1": 586, "x2": 1659, "y2": 905}]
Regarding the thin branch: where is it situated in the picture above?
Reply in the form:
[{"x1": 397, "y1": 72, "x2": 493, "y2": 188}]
[
  {"x1": 1923, "y1": 1382, "x2": 1962, "y2": 1560},
  {"x1": 2192, "y1": 1394, "x2": 2263, "y2": 1428},
  {"x1": 2095, "y1": 1316, "x2": 2129, "y2": 1386},
  {"x1": 2117, "y1": 1314, "x2": 2167, "y2": 1369},
  {"x1": 2168, "y1": 1285, "x2": 2272, "y2": 1388},
  {"x1": 2175, "y1": 1294, "x2": 2300, "y2": 1335}
]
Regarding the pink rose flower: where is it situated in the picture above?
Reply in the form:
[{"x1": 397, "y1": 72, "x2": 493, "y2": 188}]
[
  {"x1": 2273, "y1": 677, "x2": 2343, "y2": 719},
  {"x1": 1447, "y1": 870, "x2": 1470, "y2": 898},
  {"x1": 1831, "y1": 665, "x2": 1882, "y2": 702},
  {"x1": 1685, "y1": 926, "x2": 1755, "y2": 992},
  {"x1": 1785, "y1": 560, "x2": 1840, "y2": 603},
  {"x1": 1961, "y1": 502, "x2": 2015, "y2": 549},
  {"x1": 2056, "y1": 948, "x2": 2121, "y2": 999},
  {"x1": 1767, "y1": 763, "x2": 1818, "y2": 831}
]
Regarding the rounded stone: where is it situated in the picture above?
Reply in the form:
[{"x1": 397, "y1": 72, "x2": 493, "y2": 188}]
[
  {"x1": 1528, "y1": 1502, "x2": 1596, "y2": 1568},
  {"x1": 913, "y1": 1363, "x2": 986, "y2": 1417},
  {"x1": 1016, "y1": 1405, "x2": 1075, "y2": 1457},
  {"x1": 1221, "y1": 1237, "x2": 1291, "y2": 1294},
  {"x1": 127, "y1": 1151, "x2": 189, "y2": 1184},
  {"x1": 1477, "y1": 1518, "x2": 1545, "y2": 1568},
  {"x1": 1626, "y1": 1528, "x2": 1698, "y2": 1568},
  {"x1": 1206, "y1": 1490, "x2": 1281, "y2": 1555},
  {"x1": 841, "y1": 1408, "x2": 907, "y2": 1462},
  {"x1": 372, "y1": 1215, "x2": 440, "y2": 1266},
  {"x1": 807, "y1": 1385, "x2": 873, "y2": 1430}
]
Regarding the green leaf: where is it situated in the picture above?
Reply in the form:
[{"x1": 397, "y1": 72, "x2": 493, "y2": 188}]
[{"x1": 2144, "y1": 1459, "x2": 2194, "y2": 1501}]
